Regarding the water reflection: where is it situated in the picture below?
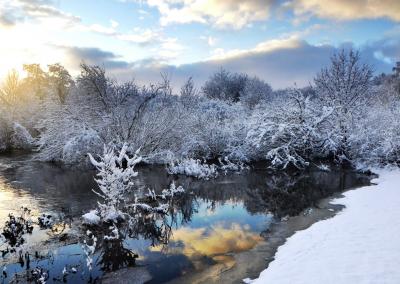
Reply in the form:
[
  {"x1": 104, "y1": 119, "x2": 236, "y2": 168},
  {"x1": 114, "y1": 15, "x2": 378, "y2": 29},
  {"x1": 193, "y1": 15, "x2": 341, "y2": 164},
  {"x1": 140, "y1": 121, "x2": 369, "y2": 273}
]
[
  {"x1": 0, "y1": 153, "x2": 371, "y2": 283},
  {"x1": 152, "y1": 223, "x2": 263, "y2": 260}
]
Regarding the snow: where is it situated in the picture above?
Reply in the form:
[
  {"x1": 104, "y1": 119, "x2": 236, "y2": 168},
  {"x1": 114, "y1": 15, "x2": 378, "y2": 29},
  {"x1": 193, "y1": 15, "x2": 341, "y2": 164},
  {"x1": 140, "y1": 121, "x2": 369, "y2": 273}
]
[
  {"x1": 62, "y1": 128, "x2": 102, "y2": 165},
  {"x1": 11, "y1": 123, "x2": 34, "y2": 150},
  {"x1": 246, "y1": 168, "x2": 400, "y2": 284},
  {"x1": 82, "y1": 210, "x2": 101, "y2": 225},
  {"x1": 82, "y1": 230, "x2": 97, "y2": 271},
  {"x1": 167, "y1": 158, "x2": 218, "y2": 179},
  {"x1": 87, "y1": 144, "x2": 141, "y2": 223},
  {"x1": 316, "y1": 163, "x2": 330, "y2": 171}
]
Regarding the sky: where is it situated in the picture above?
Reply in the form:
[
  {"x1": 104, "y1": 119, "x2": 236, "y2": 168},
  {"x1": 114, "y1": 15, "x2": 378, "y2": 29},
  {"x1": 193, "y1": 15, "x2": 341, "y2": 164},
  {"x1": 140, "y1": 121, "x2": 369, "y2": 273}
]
[{"x1": 0, "y1": 0, "x2": 399, "y2": 89}]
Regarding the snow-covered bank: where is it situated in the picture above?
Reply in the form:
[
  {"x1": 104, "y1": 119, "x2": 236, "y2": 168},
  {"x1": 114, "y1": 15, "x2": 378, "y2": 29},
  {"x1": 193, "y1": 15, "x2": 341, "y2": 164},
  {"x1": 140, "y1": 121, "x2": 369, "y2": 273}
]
[{"x1": 246, "y1": 168, "x2": 400, "y2": 284}]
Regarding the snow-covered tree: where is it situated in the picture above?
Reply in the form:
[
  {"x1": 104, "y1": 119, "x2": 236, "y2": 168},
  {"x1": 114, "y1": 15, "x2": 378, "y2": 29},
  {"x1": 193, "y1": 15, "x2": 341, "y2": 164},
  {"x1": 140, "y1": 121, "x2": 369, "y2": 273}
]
[
  {"x1": 202, "y1": 69, "x2": 248, "y2": 103},
  {"x1": 240, "y1": 76, "x2": 273, "y2": 109},
  {"x1": 247, "y1": 89, "x2": 334, "y2": 169},
  {"x1": 314, "y1": 49, "x2": 373, "y2": 160}
]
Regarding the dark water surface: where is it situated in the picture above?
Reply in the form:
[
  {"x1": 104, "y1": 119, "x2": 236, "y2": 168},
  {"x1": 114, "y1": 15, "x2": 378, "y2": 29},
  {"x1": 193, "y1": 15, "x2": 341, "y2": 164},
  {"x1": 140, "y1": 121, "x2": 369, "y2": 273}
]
[{"x1": 0, "y1": 153, "x2": 371, "y2": 283}]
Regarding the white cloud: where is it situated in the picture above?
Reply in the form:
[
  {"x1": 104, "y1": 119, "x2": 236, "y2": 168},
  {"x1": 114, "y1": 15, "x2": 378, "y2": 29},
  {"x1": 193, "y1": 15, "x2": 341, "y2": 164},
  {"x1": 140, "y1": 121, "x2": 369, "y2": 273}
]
[
  {"x1": 128, "y1": 35, "x2": 398, "y2": 89},
  {"x1": 150, "y1": 37, "x2": 185, "y2": 62},
  {"x1": 116, "y1": 29, "x2": 160, "y2": 44},
  {"x1": 288, "y1": 0, "x2": 400, "y2": 22},
  {"x1": 144, "y1": 0, "x2": 274, "y2": 29},
  {"x1": 84, "y1": 22, "x2": 161, "y2": 45},
  {"x1": 207, "y1": 36, "x2": 302, "y2": 61},
  {"x1": 0, "y1": 0, "x2": 81, "y2": 28}
]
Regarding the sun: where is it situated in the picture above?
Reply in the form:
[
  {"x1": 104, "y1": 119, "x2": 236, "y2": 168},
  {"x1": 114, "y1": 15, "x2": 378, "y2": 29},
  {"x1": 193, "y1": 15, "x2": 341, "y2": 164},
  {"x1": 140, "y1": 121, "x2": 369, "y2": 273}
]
[{"x1": 0, "y1": 23, "x2": 65, "y2": 80}]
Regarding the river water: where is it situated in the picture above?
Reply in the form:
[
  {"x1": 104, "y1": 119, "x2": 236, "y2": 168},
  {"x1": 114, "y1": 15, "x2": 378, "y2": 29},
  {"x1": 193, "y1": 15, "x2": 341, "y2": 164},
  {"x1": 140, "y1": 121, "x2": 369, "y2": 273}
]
[{"x1": 0, "y1": 153, "x2": 371, "y2": 283}]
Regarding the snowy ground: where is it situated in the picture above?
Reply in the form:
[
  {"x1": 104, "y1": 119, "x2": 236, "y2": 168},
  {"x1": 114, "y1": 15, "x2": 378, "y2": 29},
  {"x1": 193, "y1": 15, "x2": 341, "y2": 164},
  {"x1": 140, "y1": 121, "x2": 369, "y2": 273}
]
[{"x1": 246, "y1": 168, "x2": 400, "y2": 284}]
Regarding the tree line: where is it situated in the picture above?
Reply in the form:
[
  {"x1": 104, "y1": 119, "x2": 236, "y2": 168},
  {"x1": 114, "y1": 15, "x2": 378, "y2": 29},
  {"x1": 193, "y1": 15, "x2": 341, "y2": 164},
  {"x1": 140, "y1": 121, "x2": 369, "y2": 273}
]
[{"x1": 0, "y1": 49, "x2": 399, "y2": 170}]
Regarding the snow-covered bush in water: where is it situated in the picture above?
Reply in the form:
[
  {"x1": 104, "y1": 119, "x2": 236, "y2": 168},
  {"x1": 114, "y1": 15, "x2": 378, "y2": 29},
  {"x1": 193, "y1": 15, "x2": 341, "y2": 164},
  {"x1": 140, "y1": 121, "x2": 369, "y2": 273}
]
[
  {"x1": 62, "y1": 128, "x2": 103, "y2": 165},
  {"x1": 0, "y1": 117, "x2": 33, "y2": 152},
  {"x1": 83, "y1": 143, "x2": 186, "y2": 225},
  {"x1": 11, "y1": 123, "x2": 34, "y2": 150},
  {"x1": 247, "y1": 89, "x2": 335, "y2": 169},
  {"x1": 82, "y1": 230, "x2": 97, "y2": 271},
  {"x1": 316, "y1": 163, "x2": 330, "y2": 172},
  {"x1": 167, "y1": 158, "x2": 218, "y2": 179},
  {"x1": 85, "y1": 144, "x2": 142, "y2": 223},
  {"x1": 218, "y1": 157, "x2": 249, "y2": 174}
]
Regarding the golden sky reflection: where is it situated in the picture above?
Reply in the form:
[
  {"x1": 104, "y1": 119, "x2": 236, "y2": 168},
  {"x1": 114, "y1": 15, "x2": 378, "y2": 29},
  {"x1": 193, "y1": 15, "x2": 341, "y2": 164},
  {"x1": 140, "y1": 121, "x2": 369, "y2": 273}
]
[{"x1": 151, "y1": 223, "x2": 262, "y2": 265}]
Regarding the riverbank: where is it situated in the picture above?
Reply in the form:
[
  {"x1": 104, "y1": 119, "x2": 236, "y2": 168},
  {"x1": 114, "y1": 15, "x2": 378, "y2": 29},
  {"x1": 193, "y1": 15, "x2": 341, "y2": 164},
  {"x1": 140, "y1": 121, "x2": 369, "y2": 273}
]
[{"x1": 246, "y1": 168, "x2": 400, "y2": 284}]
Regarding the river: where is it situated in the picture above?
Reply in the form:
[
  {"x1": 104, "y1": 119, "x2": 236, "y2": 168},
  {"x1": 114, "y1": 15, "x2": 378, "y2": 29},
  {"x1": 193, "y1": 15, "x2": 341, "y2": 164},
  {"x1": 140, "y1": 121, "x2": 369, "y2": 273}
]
[{"x1": 0, "y1": 152, "x2": 371, "y2": 283}]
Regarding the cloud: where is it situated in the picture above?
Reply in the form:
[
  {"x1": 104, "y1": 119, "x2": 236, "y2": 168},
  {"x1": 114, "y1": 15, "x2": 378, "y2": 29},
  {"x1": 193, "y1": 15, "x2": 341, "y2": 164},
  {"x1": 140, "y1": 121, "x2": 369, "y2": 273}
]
[
  {"x1": 0, "y1": 11, "x2": 18, "y2": 27},
  {"x1": 62, "y1": 46, "x2": 130, "y2": 71},
  {"x1": 117, "y1": 28, "x2": 160, "y2": 45},
  {"x1": 129, "y1": 36, "x2": 398, "y2": 90},
  {"x1": 0, "y1": 0, "x2": 81, "y2": 28},
  {"x1": 144, "y1": 0, "x2": 275, "y2": 29},
  {"x1": 131, "y1": 38, "x2": 332, "y2": 89},
  {"x1": 85, "y1": 22, "x2": 161, "y2": 45},
  {"x1": 54, "y1": 34, "x2": 399, "y2": 91},
  {"x1": 288, "y1": 0, "x2": 400, "y2": 22},
  {"x1": 360, "y1": 32, "x2": 400, "y2": 69},
  {"x1": 207, "y1": 36, "x2": 303, "y2": 60}
]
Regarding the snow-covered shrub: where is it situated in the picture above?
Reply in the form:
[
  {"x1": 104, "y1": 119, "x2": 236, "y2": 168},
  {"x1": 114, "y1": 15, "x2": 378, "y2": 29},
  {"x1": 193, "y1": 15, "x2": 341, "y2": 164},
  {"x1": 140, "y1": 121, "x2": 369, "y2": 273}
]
[
  {"x1": 11, "y1": 123, "x2": 34, "y2": 150},
  {"x1": 35, "y1": 94, "x2": 95, "y2": 162},
  {"x1": 0, "y1": 118, "x2": 11, "y2": 152},
  {"x1": 82, "y1": 230, "x2": 97, "y2": 271},
  {"x1": 218, "y1": 157, "x2": 249, "y2": 173},
  {"x1": 247, "y1": 89, "x2": 334, "y2": 169},
  {"x1": 82, "y1": 210, "x2": 101, "y2": 225},
  {"x1": 167, "y1": 158, "x2": 218, "y2": 179},
  {"x1": 88, "y1": 144, "x2": 142, "y2": 223},
  {"x1": 0, "y1": 121, "x2": 34, "y2": 151},
  {"x1": 161, "y1": 181, "x2": 185, "y2": 198},
  {"x1": 179, "y1": 98, "x2": 248, "y2": 160},
  {"x1": 240, "y1": 76, "x2": 273, "y2": 109},
  {"x1": 316, "y1": 163, "x2": 331, "y2": 172},
  {"x1": 202, "y1": 69, "x2": 248, "y2": 102},
  {"x1": 350, "y1": 98, "x2": 400, "y2": 165},
  {"x1": 62, "y1": 128, "x2": 103, "y2": 165},
  {"x1": 121, "y1": 92, "x2": 187, "y2": 161}
]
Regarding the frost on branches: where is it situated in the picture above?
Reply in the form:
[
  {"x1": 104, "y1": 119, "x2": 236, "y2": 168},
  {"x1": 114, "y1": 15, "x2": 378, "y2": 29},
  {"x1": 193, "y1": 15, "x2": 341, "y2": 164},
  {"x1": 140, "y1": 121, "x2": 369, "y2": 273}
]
[
  {"x1": 83, "y1": 143, "x2": 185, "y2": 225},
  {"x1": 1, "y1": 50, "x2": 400, "y2": 169},
  {"x1": 247, "y1": 89, "x2": 335, "y2": 169},
  {"x1": 167, "y1": 158, "x2": 218, "y2": 179},
  {"x1": 85, "y1": 144, "x2": 142, "y2": 223}
]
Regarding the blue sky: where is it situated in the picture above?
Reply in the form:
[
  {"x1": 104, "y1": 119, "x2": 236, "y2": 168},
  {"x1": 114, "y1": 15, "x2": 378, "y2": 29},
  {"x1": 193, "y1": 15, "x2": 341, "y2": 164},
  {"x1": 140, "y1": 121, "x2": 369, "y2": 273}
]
[{"x1": 0, "y1": 0, "x2": 399, "y2": 88}]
